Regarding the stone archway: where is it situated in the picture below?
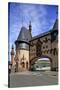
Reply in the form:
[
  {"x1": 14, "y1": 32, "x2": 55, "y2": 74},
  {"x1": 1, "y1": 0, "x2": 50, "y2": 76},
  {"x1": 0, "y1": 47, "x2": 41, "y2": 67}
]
[{"x1": 30, "y1": 55, "x2": 52, "y2": 71}]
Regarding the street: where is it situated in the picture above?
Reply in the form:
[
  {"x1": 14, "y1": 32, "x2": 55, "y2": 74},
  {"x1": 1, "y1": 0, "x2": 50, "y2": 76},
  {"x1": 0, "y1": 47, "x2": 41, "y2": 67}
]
[{"x1": 9, "y1": 71, "x2": 58, "y2": 88}]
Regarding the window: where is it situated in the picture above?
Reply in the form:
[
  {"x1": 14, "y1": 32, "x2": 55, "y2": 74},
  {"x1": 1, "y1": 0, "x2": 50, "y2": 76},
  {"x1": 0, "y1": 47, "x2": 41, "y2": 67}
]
[
  {"x1": 45, "y1": 50, "x2": 47, "y2": 54},
  {"x1": 46, "y1": 45, "x2": 48, "y2": 48},
  {"x1": 34, "y1": 49, "x2": 35, "y2": 51},
  {"x1": 26, "y1": 62, "x2": 28, "y2": 69},
  {"x1": 53, "y1": 48, "x2": 56, "y2": 55},
  {"x1": 43, "y1": 46, "x2": 45, "y2": 49},
  {"x1": 44, "y1": 51, "x2": 45, "y2": 54},
  {"x1": 47, "y1": 50, "x2": 48, "y2": 54},
  {"x1": 45, "y1": 37, "x2": 48, "y2": 43},
  {"x1": 21, "y1": 62, "x2": 25, "y2": 68},
  {"x1": 54, "y1": 32, "x2": 57, "y2": 37},
  {"x1": 36, "y1": 65, "x2": 39, "y2": 68},
  {"x1": 50, "y1": 49, "x2": 52, "y2": 54},
  {"x1": 48, "y1": 38, "x2": 51, "y2": 41}
]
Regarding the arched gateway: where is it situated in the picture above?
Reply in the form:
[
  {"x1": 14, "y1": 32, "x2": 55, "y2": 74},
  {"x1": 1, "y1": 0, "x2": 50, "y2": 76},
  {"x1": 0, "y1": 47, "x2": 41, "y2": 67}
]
[
  {"x1": 11, "y1": 19, "x2": 58, "y2": 72},
  {"x1": 29, "y1": 55, "x2": 52, "y2": 71},
  {"x1": 29, "y1": 19, "x2": 58, "y2": 71}
]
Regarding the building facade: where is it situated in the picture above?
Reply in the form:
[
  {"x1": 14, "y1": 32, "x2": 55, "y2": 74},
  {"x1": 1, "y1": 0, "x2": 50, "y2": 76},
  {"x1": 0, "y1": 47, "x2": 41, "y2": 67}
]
[
  {"x1": 29, "y1": 19, "x2": 58, "y2": 71},
  {"x1": 11, "y1": 19, "x2": 58, "y2": 72}
]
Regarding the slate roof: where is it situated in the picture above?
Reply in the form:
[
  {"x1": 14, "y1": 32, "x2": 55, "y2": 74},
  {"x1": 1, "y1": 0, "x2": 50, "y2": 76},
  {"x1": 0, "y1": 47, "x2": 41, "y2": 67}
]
[
  {"x1": 15, "y1": 19, "x2": 58, "y2": 43},
  {"x1": 16, "y1": 26, "x2": 31, "y2": 43},
  {"x1": 31, "y1": 30, "x2": 51, "y2": 41}
]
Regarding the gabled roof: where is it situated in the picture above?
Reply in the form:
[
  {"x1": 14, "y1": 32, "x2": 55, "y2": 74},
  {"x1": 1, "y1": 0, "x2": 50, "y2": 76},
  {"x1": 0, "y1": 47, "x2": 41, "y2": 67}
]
[
  {"x1": 31, "y1": 19, "x2": 58, "y2": 41},
  {"x1": 31, "y1": 30, "x2": 51, "y2": 41}
]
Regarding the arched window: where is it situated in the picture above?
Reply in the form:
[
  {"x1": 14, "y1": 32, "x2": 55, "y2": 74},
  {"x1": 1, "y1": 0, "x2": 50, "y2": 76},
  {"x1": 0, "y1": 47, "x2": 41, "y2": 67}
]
[
  {"x1": 53, "y1": 48, "x2": 56, "y2": 55},
  {"x1": 15, "y1": 61, "x2": 18, "y2": 72},
  {"x1": 21, "y1": 62, "x2": 25, "y2": 68},
  {"x1": 36, "y1": 39, "x2": 42, "y2": 56},
  {"x1": 26, "y1": 62, "x2": 28, "y2": 69}
]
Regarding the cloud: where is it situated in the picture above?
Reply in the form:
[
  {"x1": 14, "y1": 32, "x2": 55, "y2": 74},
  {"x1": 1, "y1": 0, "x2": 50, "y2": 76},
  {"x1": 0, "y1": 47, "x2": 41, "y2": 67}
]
[
  {"x1": 8, "y1": 3, "x2": 57, "y2": 61},
  {"x1": 18, "y1": 4, "x2": 48, "y2": 36}
]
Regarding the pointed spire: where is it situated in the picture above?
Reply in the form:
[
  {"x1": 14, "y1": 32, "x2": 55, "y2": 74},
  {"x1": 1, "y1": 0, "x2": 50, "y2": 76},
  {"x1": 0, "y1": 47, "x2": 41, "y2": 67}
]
[
  {"x1": 12, "y1": 44, "x2": 14, "y2": 49},
  {"x1": 11, "y1": 45, "x2": 14, "y2": 55},
  {"x1": 29, "y1": 21, "x2": 31, "y2": 30},
  {"x1": 11, "y1": 45, "x2": 15, "y2": 65},
  {"x1": 29, "y1": 21, "x2": 32, "y2": 37}
]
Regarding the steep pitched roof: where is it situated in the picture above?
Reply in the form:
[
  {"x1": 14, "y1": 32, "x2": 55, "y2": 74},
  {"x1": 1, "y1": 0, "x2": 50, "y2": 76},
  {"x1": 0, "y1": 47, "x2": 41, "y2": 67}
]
[
  {"x1": 31, "y1": 19, "x2": 58, "y2": 41},
  {"x1": 16, "y1": 26, "x2": 31, "y2": 43},
  {"x1": 31, "y1": 30, "x2": 51, "y2": 41}
]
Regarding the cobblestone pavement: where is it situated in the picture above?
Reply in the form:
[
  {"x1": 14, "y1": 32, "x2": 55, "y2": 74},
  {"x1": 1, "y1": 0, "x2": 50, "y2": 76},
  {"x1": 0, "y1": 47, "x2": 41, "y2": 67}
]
[{"x1": 9, "y1": 71, "x2": 58, "y2": 88}]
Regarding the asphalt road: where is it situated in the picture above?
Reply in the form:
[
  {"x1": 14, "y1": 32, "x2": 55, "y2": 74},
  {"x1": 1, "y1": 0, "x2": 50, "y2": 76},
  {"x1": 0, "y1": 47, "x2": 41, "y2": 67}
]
[{"x1": 9, "y1": 71, "x2": 58, "y2": 88}]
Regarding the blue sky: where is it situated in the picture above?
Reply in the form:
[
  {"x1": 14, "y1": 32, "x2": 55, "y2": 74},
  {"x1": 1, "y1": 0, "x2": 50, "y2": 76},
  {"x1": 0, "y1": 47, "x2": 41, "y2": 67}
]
[{"x1": 8, "y1": 2, "x2": 58, "y2": 61}]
